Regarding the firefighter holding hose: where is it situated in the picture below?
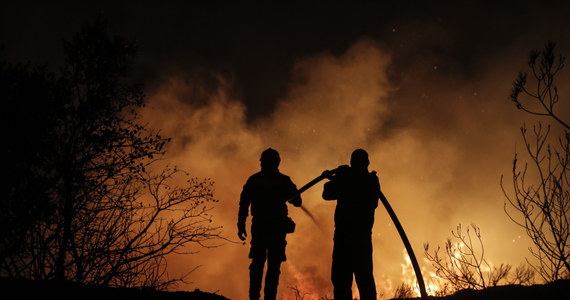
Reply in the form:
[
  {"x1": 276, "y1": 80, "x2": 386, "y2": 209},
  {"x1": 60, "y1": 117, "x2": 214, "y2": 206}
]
[{"x1": 322, "y1": 149, "x2": 380, "y2": 300}]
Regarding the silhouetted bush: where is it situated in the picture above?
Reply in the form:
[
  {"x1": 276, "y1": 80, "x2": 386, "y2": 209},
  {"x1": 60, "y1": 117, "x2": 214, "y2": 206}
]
[
  {"x1": 0, "y1": 17, "x2": 221, "y2": 289},
  {"x1": 424, "y1": 224, "x2": 534, "y2": 294}
]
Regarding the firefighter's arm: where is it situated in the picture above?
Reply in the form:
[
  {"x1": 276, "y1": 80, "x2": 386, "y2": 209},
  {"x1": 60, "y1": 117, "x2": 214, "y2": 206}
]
[
  {"x1": 289, "y1": 194, "x2": 302, "y2": 207},
  {"x1": 371, "y1": 171, "x2": 381, "y2": 208},
  {"x1": 288, "y1": 179, "x2": 302, "y2": 207},
  {"x1": 322, "y1": 179, "x2": 339, "y2": 200},
  {"x1": 237, "y1": 182, "x2": 251, "y2": 241},
  {"x1": 322, "y1": 165, "x2": 349, "y2": 201}
]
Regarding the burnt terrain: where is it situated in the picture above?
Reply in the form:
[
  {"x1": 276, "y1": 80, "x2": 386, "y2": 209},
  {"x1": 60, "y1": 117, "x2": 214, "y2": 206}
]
[
  {"x1": 397, "y1": 279, "x2": 570, "y2": 300},
  {"x1": 1, "y1": 277, "x2": 568, "y2": 300}
]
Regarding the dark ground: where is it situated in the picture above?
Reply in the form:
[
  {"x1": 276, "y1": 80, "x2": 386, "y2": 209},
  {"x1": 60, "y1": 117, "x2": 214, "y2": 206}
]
[
  {"x1": 395, "y1": 279, "x2": 570, "y2": 300},
  {"x1": 0, "y1": 277, "x2": 230, "y2": 300},
  {"x1": 1, "y1": 277, "x2": 568, "y2": 300}
]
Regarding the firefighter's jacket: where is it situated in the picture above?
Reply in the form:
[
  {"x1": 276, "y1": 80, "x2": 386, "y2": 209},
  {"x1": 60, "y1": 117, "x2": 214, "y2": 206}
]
[
  {"x1": 239, "y1": 169, "x2": 301, "y2": 233},
  {"x1": 323, "y1": 167, "x2": 380, "y2": 237}
]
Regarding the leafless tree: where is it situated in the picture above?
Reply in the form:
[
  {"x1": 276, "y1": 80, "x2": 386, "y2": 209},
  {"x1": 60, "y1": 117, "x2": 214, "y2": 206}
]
[
  {"x1": 424, "y1": 224, "x2": 534, "y2": 292},
  {"x1": 501, "y1": 41, "x2": 570, "y2": 281}
]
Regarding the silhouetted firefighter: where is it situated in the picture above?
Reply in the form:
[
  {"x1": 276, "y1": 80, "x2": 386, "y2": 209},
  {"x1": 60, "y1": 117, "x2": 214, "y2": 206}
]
[
  {"x1": 238, "y1": 148, "x2": 302, "y2": 300},
  {"x1": 322, "y1": 149, "x2": 379, "y2": 300}
]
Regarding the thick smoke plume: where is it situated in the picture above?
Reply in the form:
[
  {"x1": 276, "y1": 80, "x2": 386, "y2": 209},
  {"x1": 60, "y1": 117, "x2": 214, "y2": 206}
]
[{"x1": 139, "y1": 39, "x2": 567, "y2": 299}]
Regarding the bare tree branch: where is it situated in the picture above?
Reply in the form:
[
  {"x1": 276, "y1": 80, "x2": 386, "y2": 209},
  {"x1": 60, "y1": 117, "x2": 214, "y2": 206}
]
[
  {"x1": 502, "y1": 41, "x2": 570, "y2": 282},
  {"x1": 424, "y1": 224, "x2": 534, "y2": 293}
]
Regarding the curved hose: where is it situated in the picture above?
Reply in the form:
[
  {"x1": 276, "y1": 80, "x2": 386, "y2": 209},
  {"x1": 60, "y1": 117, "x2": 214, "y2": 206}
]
[{"x1": 290, "y1": 170, "x2": 428, "y2": 299}]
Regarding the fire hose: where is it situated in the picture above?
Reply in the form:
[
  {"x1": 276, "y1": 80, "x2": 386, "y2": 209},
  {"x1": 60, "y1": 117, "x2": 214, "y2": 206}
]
[{"x1": 287, "y1": 168, "x2": 428, "y2": 299}]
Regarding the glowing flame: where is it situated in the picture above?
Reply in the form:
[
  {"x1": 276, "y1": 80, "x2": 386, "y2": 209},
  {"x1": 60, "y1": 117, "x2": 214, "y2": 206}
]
[{"x1": 400, "y1": 249, "x2": 445, "y2": 297}]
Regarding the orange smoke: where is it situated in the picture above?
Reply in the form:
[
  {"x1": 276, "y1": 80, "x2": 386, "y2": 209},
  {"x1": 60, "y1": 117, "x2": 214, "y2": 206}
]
[{"x1": 138, "y1": 38, "x2": 566, "y2": 299}]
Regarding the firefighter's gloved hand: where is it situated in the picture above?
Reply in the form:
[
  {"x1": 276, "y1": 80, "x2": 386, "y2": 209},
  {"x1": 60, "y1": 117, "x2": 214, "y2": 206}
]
[
  {"x1": 321, "y1": 169, "x2": 334, "y2": 179},
  {"x1": 237, "y1": 222, "x2": 247, "y2": 241},
  {"x1": 289, "y1": 195, "x2": 302, "y2": 207}
]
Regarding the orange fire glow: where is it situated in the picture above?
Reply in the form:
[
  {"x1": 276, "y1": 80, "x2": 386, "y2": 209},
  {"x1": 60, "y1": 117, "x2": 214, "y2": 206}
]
[{"x1": 138, "y1": 39, "x2": 565, "y2": 299}]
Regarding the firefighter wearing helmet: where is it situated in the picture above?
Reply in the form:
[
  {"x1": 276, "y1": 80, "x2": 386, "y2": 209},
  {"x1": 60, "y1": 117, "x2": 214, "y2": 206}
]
[
  {"x1": 238, "y1": 148, "x2": 302, "y2": 300},
  {"x1": 322, "y1": 149, "x2": 380, "y2": 300}
]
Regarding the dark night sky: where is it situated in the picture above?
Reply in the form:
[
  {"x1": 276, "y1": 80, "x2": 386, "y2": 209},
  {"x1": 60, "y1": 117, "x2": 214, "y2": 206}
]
[{"x1": 3, "y1": 1, "x2": 569, "y2": 119}]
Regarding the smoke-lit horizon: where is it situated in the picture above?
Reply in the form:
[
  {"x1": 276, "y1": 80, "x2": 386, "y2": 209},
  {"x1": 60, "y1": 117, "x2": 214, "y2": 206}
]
[{"x1": 138, "y1": 37, "x2": 568, "y2": 299}]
